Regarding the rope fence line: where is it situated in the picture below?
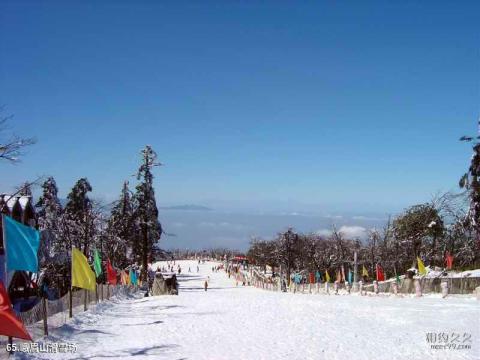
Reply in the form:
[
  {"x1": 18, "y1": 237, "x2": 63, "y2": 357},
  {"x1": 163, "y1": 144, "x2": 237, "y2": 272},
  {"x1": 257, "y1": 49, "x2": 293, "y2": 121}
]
[
  {"x1": 231, "y1": 266, "x2": 480, "y2": 297},
  {"x1": 6, "y1": 284, "x2": 140, "y2": 342}
]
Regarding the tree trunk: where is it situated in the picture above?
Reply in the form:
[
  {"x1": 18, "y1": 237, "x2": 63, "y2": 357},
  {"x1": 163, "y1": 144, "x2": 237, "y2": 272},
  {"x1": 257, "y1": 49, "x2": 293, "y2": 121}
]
[
  {"x1": 141, "y1": 224, "x2": 148, "y2": 281},
  {"x1": 431, "y1": 234, "x2": 437, "y2": 267}
]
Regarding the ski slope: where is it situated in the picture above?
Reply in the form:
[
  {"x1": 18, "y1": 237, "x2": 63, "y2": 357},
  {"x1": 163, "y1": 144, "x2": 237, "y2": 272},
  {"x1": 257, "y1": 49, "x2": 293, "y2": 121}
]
[{"x1": 14, "y1": 260, "x2": 480, "y2": 360}]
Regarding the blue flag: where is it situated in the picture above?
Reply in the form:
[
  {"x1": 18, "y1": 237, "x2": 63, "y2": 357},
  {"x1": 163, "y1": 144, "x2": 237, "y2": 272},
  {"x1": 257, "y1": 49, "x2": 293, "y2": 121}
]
[
  {"x1": 348, "y1": 270, "x2": 353, "y2": 284},
  {"x1": 0, "y1": 255, "x2": 5, "y2": 283},
  {"x1": 130, "y1": 269, "x2": 137, "y2": 285},
  {"x1": 3, "y1": 215, "x2": 40, "y2": 273}
]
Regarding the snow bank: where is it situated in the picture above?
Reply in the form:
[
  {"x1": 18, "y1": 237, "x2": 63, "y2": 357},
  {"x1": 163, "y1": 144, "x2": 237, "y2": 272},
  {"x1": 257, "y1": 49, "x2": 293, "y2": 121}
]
[{"x1": 11, "y1": 260, "x2": 478, "y2": 360}]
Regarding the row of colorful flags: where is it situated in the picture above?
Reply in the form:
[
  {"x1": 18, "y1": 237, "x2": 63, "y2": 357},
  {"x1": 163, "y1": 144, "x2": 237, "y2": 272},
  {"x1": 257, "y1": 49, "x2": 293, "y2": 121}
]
[
  {"x1": 305, "y1": 254, "x2": 452, "y2": 286},
  {"x1": 71, "y1": 247, "x2": 139, "y2": 290},
  {"x1": 0, "y1": 214, "x2": 139, "y2": 342}
]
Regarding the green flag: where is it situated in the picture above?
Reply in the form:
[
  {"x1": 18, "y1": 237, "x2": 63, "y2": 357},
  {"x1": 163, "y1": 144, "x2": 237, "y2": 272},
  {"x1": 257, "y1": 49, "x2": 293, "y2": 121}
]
[
  {"x1": 93, "y1": 250, "x2": 102, "y2": 278},
  {"x1": 394, "y1": 266, "x2": 401, "y2": 284}
]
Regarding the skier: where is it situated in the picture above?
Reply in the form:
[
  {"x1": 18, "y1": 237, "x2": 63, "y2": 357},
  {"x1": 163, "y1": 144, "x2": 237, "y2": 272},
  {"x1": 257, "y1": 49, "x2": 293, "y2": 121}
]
[
  {"x1": 204, "y1": 280, "x2": 208, "y2": 291},
  {"x1": 188, "y1": 267, "x2": 191, "y2": 272},
  {"x1": 197, "y1": 266, "x2": 199, "y2": 273}
]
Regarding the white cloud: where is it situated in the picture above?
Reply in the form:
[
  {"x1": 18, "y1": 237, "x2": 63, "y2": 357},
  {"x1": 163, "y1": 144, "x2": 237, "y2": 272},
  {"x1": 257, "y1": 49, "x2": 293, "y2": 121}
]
[
  {"x1": 316, "y1": 229, "x2": 333, "y2": 237},
  {"x1": 316, "y1": 225, "x2": 367, "y2": 239},
  {"x1": 338, "y1": 225, "x2": 367, "y2": 239}
]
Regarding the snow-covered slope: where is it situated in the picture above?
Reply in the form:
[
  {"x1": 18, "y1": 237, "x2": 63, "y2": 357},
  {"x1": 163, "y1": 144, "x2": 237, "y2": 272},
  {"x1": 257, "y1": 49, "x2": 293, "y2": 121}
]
[{"x1": 15, "y1": 260, "x2": 479, "y2": 360}]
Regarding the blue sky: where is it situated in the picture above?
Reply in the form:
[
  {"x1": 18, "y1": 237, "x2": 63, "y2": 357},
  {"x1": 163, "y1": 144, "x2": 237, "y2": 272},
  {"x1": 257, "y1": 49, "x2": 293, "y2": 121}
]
[{"x1": 1, "y1": 1, "x2": 479, "y2": 248}]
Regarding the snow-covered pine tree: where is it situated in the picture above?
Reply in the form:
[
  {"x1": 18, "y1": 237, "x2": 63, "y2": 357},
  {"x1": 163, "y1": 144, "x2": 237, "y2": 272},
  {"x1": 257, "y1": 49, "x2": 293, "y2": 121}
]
[
  {"x1": 458, "y1": 122, "x2": 480, "y2": 267},
  {"x1": 36, "y1": 177, "x2": 64, "y2": 260},
  {"x1": 459, "y1": 125, "x2": 480, "y2": 236},
  {"x1": 133, "y1": 146, "x2": 162, "y2": 280},
  {"x1": 64, "y1": 178, "x2": 95, "y2": 255},
  {"x1": 105, "y1": 181, "x2": 135, "y2": 268}
]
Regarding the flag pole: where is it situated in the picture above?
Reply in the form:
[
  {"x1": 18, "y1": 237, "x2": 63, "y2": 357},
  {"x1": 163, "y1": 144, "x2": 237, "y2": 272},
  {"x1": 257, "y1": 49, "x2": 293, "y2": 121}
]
[
  {"x1": 2, "y1": 215, "x2": 11, "y2": 290},
  {"x1": 3, "y1": 216, "x2": 14, "y2": 350},
  {"x1": 353, "y1": 250, "x2": 358, "y2": 292},
  {"x1": 70, "y1": 245, "x2": 73, "y2": 318}
]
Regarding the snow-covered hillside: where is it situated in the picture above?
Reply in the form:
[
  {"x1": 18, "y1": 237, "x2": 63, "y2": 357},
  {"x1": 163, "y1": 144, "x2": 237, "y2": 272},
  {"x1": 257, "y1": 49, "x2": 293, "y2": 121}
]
[{"x1": 14, "y1": 260, "x2": 479, "y2": 360}]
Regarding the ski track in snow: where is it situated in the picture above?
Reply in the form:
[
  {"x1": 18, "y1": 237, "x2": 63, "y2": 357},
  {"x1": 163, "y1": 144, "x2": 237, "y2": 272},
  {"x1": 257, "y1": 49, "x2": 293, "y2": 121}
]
[{"x1": 11, "y1": 260, "x2": 480, "y2": 360}]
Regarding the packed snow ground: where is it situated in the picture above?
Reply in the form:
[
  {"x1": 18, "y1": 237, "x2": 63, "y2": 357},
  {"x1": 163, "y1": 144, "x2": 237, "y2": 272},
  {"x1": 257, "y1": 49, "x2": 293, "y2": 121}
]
[{"x1": 12, "y1": 260, "x2": 480, "y2": 360}]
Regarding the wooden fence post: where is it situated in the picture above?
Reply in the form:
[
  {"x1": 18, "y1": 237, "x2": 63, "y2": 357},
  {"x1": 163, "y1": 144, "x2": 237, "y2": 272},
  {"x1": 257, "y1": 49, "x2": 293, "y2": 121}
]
[
  {"x1": 84, "y1": 289, "x2": 87, "y2": 311},
  {"x1": 415, "y1": 279, "x2": 422, "y2": 297},
  {"x1": 42, "y1": 297, "x2": 48, "y2": 336},
  {"x1": 69, "y1": 288, "x2": 73, "y2": 318},
  {"x1": 101, "y1": 284, "x2": 104, "y2": 301},
  {"x1": 95, "y1": 284, "x2": 98, "y2": 303},
  {"x1": 107, "y1": 284, "x2": 110, "y2": 299}
]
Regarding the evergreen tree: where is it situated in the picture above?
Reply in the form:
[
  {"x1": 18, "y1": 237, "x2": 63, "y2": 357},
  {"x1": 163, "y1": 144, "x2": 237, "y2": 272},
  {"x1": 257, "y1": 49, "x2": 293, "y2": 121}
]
[
  {"x1": 64, "y1": 178, "x2": 95, "y2": 255},
  {"x1": 36, "y1": 177, "x2": 63, "y2": 259},
  {"x1": 105, "y1": 181, "x2": 135, "y2": 267},
  {"x1": 459, "y1": 124, "x2": 480, "y2": 236},
  {"x1": 133, "y1": 146, "x2": 162, "y2": 280}
]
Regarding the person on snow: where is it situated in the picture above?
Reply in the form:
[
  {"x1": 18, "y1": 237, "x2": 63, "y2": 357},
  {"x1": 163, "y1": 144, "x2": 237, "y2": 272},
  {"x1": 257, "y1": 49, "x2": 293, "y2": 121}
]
[{"x1": 204, "y1": 280, "x2": 208, "y2": 291}]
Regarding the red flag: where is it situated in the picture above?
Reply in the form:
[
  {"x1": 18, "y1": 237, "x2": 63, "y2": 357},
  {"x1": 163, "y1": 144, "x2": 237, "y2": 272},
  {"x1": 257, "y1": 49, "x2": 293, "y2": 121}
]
[
  {"x1": 0, "y1": 281, "x2": 32, "y2": 341},
  {"x1": 376, "y1": 264, "x2": 385, "y2": 282},
  {"x1": 107, "y1": 260, "x2": 117, "y2": 285},
  {"x1": 309, "y1": 272, "x2": 315, "y2": 284},
  {"x1": 445, "y1": 252, "x2": 454, "y2": 270}
]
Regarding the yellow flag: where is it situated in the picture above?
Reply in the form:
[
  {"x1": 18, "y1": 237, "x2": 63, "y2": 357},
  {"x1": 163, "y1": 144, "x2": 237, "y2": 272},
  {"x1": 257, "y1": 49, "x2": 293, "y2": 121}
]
[
  {"x1": 417, "y1": 257, "x2": 427, "y2": 275},
  {"x1": 362, "y1": 265, "x2": 369, "y2": 277},
  {"x1": 121, "y1": 271, "x2": 130, "y2": 285},
  {"x1": 325, "y1": 270, "x2": 331, "y2": 282},
  {"x1": 121, "y1": 271, "x2": 126, "y2": 284},
  {"x1": 72, "y1": 248, "x2": 96, "y2": 291}
]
